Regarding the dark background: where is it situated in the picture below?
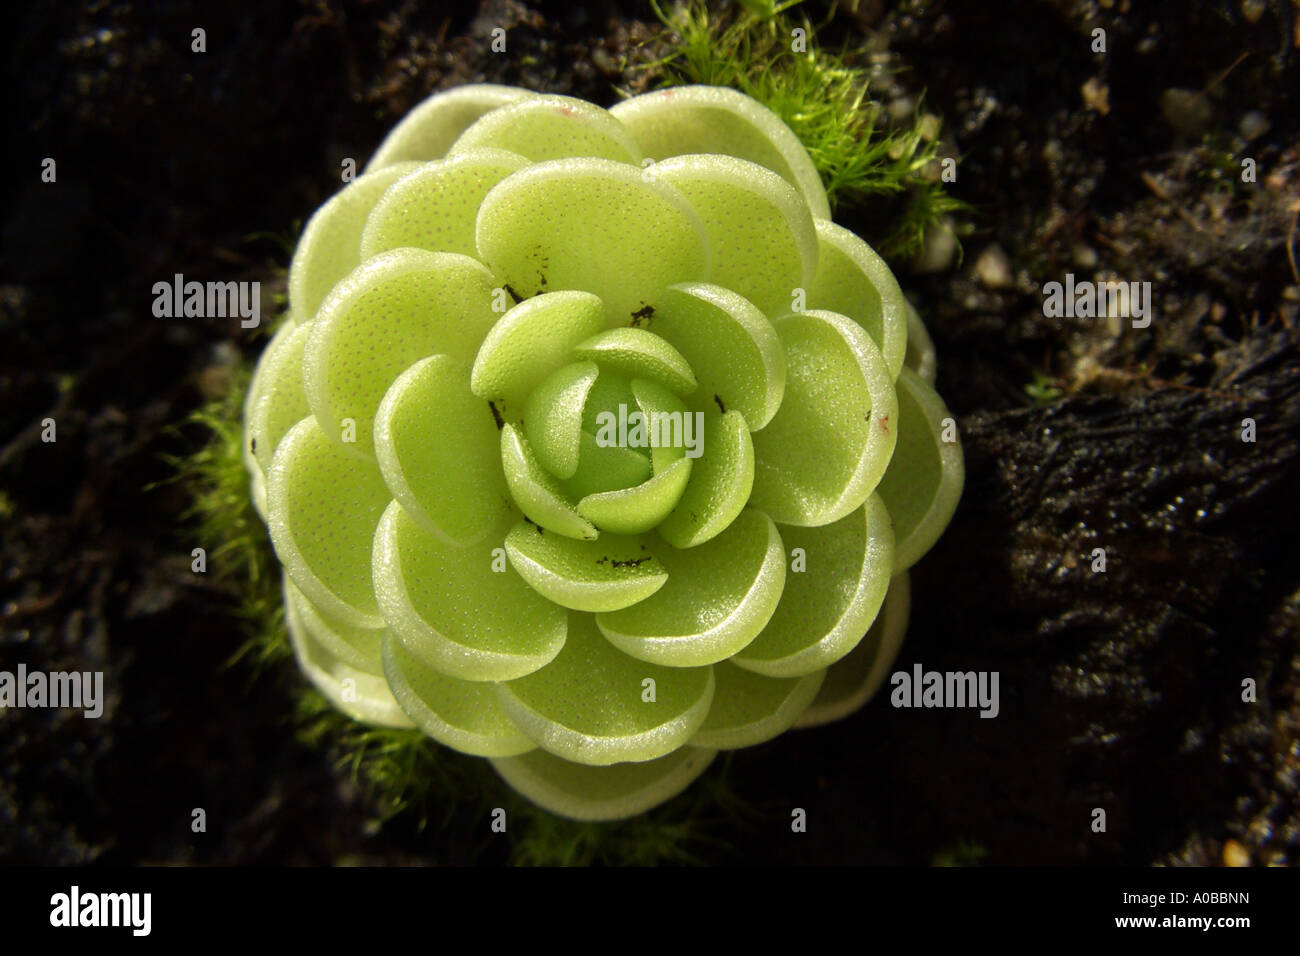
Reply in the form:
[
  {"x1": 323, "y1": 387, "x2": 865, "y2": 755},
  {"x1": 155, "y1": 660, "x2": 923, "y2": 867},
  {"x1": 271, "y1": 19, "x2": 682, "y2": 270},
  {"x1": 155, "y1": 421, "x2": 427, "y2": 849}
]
[{"x1": 2, "y1": 0, "x2": 1297, "y2": 865}]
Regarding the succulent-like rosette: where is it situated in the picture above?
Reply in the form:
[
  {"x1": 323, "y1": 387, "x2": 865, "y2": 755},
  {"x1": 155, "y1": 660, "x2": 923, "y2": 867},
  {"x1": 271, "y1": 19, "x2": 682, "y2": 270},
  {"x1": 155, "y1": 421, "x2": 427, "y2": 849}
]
[{"x1": 243, "y1": 84, "x2": 964, "y2": 820}]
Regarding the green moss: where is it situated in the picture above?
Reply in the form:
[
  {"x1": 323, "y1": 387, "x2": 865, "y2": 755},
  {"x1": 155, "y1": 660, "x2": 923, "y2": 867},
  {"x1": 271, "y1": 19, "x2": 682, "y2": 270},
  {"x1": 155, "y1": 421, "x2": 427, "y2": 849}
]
[
  {"x1": 1024, "y1": 369, "x2": 1065, "y2": 405},
  {"x1": 631, "y1": 0, "x2": 967, "y2": 259},
  {"x1": 932, "y1": 840, "x2": 988, "y2": 867},
  {"x1": 164, "y1": 367, "x2": 287, "y2": 670}
]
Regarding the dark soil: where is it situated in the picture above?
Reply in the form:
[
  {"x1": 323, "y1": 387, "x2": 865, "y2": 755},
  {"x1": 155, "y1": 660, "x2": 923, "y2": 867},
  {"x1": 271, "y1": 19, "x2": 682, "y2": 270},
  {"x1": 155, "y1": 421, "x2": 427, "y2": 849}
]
[{"x1": 2, "y1": 0, "x2": 1297, "y2": 865}]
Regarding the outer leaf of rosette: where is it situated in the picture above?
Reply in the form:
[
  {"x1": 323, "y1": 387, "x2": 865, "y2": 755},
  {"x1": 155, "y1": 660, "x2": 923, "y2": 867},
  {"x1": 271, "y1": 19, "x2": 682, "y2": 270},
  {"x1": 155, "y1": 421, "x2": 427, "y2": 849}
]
[
  {"x1": 247, "y1": 322, "x2": 311, "y2": 478},
  {"x1": 689, "y1": 661, "x2": 825, "y2": 750},
  {"x1": 749, "y1": 309, "x2": 899, "y2": 527},
  {"x1": 267, "y1": 417, "x2": 389, "y2": 629},
  {"x1": 244, "y1": 319, "x2": 306, "y2": 520},
  {"x1": 657, "y1": 409, "x2": 754, "y2": 549},
  {"x1": 875, "y1": 367, "x2": 964, "y2": 572},
  {"x1": 732, "y1": 494, "x2": 894, "y2": 678},
  {"x1": 447, "y1": 95, "x2": 641, "y2": 165},
  {"x1": 365, "y1": 84, "x2": 536, "y2": 171},
  {"x1": 794, "y1": 571, "x2": 910, "y2": 728},
  {"x1": 490, "y1": 746, "x2": 718, "y2": 822},
  {"x1": 359, "y1": 148, "x2": 530, "y2": 260},
  {"x1": 596, "y1": 508, "x2": 786, "y2": 667},
  {"x1": 522, "y1": 361, "x2": 598, "y2": 481},
  {"x1": 807, "y1": 219, "x2": 909, "y2": 381},
  {"x1": 250, "y1": 466, "x2": 268, "y2": 522},
  {"x1": 244, "y1": 317, "x2": 287, "y2": 434},
  {"x1": 650, "y1": 155, "x2": 817, "y2": 319},
  {"x1": 503, "y1": 521, "x2": 666, "y2": 613},
  {"x1": 650, "y1": 282, "x2": 785, "y2": 431},
  {"x1": 283, "y1": 574, "x2": 412, "y2": 729},
  {"x1": 287, "y1": 162, "x2": 421, "y2": 324},
  {"x1": 493, "y1": 613, "x2": 715, "y2": 766},
  {"x1": 284, "y1": 574, "x2": 384, "y2": 675},
  {"x1": 609, "y1": 85, "x2": 830, "y2": 220},
  {"x1": 302, "y1": 249, "x2": 499, "y2": 459},
  {"x1": 243, "y1": 317, "x2": 294, "y2": 464},
  {"x1": 475, "y1": 157, "x2": 709, "y2": 326},
  {"x1": 500, "y1": 424, "x2": 597, "y2": 541},
  {"x1": 371, "y1": 502, "x2": 567, "y2": 683},
  {"x1": 373, "y1": 355, "x2": 510, "y2": 546},
  {"x1": 381, "y1": 636, "x2": 536, "y2": 758},
  {"x1": 903, "y1": 300, "x2": 937, "y2": 385},
  {"x1": 470, "y1": 291, "x2": 607, "y2": 411}
]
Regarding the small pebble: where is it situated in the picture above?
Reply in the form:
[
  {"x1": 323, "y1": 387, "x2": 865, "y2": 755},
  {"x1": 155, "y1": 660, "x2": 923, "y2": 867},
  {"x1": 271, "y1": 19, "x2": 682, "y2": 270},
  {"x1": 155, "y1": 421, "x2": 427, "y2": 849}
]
[
  {"x1": 1222, "y1": 839, "x2": 1250, "y2": 867},
  {"x1": 1161, "y1": 88, "x2": 1214, "y2": 136},
  {"x1": 1072, "y1": 243, "x2": 1099, "y2": 269},
  {"x1": 1238, "y1": 110, "x2": 1269, "y2": 140},
  {"x1": 973, "y1": 244, "x2": 1013, "y2": 289},
  {"x1": 1081, "y1": 77, "x2": 1110, "y2": 115},
  {"x1": 1241, "y1": 0, "x2": 1267, "y2": 24},
  {"x1": 914, "y1": 219, "x2": 959, "y2": 274},
  {"x1": 888, "y1": 96, "x2": 915, "y2": 124}
]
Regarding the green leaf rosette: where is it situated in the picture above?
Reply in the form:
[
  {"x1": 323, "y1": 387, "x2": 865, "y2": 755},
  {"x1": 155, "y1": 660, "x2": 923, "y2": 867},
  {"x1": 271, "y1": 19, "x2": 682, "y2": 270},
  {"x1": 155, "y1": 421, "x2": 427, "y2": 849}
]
[{"x1": 245, "y1": 85, "x2": 964, "y2": 820}]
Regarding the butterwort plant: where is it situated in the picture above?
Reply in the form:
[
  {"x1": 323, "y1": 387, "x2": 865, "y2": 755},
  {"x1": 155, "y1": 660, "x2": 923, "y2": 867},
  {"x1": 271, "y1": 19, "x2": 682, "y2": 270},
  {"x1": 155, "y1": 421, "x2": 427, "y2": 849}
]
[{"x1": 243, "y1": 84, "x2": 964, "y2": 820}]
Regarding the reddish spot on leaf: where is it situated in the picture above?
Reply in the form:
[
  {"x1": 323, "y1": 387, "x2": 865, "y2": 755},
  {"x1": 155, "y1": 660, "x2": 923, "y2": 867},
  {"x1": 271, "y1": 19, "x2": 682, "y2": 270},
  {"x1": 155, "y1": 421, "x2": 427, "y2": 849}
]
[{"x1": 878, "y1": 414, "x2": 890, "y2": 434}]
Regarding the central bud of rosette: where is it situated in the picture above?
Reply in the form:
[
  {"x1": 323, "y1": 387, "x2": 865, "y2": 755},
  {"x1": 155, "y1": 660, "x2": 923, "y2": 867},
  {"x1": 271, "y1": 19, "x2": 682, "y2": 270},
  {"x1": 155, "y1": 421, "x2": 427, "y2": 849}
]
[{"x1": 470, "y1": 288, "x2": 720, "y2": 614}]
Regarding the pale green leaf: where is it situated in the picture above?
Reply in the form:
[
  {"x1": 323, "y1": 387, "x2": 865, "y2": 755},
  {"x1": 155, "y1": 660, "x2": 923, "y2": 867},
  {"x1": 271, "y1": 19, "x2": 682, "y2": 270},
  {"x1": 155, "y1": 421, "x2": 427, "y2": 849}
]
[
  {"x1": 449, "y1": 95, "x2": 641, "y2": 164},
  {"x1": 494, "y1": 613, "x2": 715, "y2": 765},
  {"x1": 504, "y1": 520, "x2": 666, "y2": 613},
  {"x1": 652, "y1": 154, "x2": 816, "y2": 318},
  {"x1": 750, "y1": 310, "x2": 898, "y2": 526},
  {"x1": 875, "y1": 367, "x2": 964, "y2": 571},
  {"x1": 381, "y1": 636, "x2": 536, "y2": 757},
  {"x1": 476, "y1": 158, "x2": 708, "y2": 325},
  {"x1": 373, "y1": 355, "x2": 509, "y2": 545},
  {"x1": 366, "y1": 84, "x2": 536, "y2": 170},
  {"x1": 609, "y1": 85, "x2": 830, "y2": 219},
  {"x1": 372, "y1": 503, "x2": 567, "y2": 682},
  {"x1": 793, "y1": 571, "x2": 911, "y2": 728},
  {"x1": 266, "y1": 418, "x2": 389, "y2": 628},
  {"x1": 490, "y1": 746, "x2": 717, "y2": 821},
  {"x1": 360, "y1": 148, "x2": 529, "y2": 260},
  {"x1": 733, "y1": 494, "x2": 894, "y2": 677},
  {"x1": 597, "y1": 509, "x2": 786, "y2": 667},
  {"x1": 288, "y1": 162, "x2": 421, "y2": 323}
]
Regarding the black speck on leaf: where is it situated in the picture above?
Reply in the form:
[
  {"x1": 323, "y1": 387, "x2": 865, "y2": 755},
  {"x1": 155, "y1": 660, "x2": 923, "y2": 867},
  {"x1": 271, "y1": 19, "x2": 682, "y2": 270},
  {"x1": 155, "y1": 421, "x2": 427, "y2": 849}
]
[{"x1": 714, "y1": 394, "x2": 726, "y2": 414}]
